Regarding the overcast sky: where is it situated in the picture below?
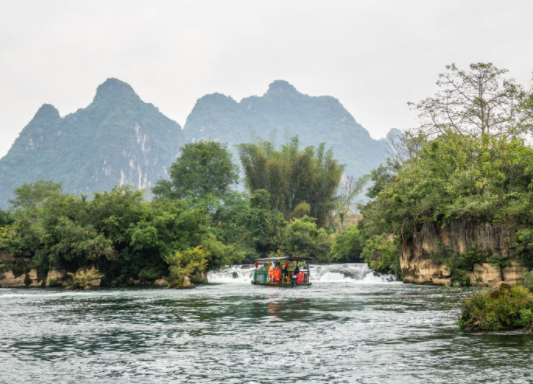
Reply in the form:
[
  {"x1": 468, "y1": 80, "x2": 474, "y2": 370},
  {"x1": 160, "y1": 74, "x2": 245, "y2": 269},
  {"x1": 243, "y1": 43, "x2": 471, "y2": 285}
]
[{"x1": 1, "y1": 0, "x2": 533, "y2": 158}]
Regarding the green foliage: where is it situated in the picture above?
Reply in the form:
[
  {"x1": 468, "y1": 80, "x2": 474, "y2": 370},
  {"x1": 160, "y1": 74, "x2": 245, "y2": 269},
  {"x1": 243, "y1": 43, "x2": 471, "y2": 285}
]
[
  {"x1": 238, "y1": 136, "x2": 344, "y2": 227},
  {"x1": 361, "y1": 234, "x2": 401, "y2": 276},
  {"x1": 246, "y1": 190, "x2": 286, "y2": 258},
  {"x1": 515, "y1": 228, "x2": 533, "y2": 269},
  {"x1": 4, "y1": 182, "x2": 209, "y2": 282},
  {"x1": 330, "y1": 225, "x2": 364, "y2": 263},
  {"x1": 457, "y1": 284, "x2": 533, "y2": 330},
  {"x1": 201, "y1": 234, "x2": 245, "y2": 271},
  {"x1": 9, "y1": 180, "x2": 63, "y2": 210},
  {"x1": 0, "y1": 208, "x2": 14, "y2": 228},
  {"x1": 48, "y1": 279, "x2": 57, "y2": 287},
  {"x1": 280, "y1": 216, "x2": 332, "y2": 262},
  {"x1": 153, "y1": 140, "x2": 238, "y2": 200},
  {"x1": 429, "y1": 243, "x2": 490, "y2": 286},
  {"x1": 65, "y1": 268, "x2": 103, "y2": 290},
  {"x1": 519, "y1": 271, "x2": 533, "y2": 292},
  {"x1": 165, "y1": 246, "x2": 209, "y2": 280}
]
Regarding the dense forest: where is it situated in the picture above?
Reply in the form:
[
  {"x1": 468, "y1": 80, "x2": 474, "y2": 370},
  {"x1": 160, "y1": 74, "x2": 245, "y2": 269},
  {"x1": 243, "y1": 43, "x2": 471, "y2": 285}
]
[{"x1": 0, "y1": 138, "x2": 370, "y2": 288}]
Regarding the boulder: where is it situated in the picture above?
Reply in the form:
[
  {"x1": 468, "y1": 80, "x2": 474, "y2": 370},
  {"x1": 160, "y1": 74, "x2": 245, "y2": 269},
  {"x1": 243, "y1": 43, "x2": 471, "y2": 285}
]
[
  {"x1": 0, "y1": 271, "x2": 27, "y2": 288},
  {"x1": 154, "y1": 279, "x2": 169, "y2": 287},
  {"x1": 183, "y1": 276, "x2": 194, "y2": 288},
  {"x1": 46, "y1": 270, "x2": 67, "y2": 287}
]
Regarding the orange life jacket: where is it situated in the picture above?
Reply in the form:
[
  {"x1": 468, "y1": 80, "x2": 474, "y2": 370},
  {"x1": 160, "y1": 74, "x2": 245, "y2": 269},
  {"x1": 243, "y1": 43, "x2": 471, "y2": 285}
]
[
  {"x1": 274, "y1": 267, "x2": 282, "y2": 282},
  {"x1": 296, "y1": 272, "x2": 304, "y2": 284},
  {"x1": 269, "y1": 266, "x2": 274, "y2": 279}
]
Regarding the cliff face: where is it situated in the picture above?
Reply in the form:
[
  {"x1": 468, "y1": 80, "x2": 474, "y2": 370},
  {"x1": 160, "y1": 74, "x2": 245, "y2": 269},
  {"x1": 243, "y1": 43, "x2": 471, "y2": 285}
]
[{"x1": 401, "y1": 220, "x2": 525, "y2": 285}]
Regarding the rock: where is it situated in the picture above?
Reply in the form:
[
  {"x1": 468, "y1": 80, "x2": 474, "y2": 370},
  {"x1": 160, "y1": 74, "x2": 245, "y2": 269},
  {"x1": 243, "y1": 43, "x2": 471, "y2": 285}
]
[
  {"x1": 400, "y1": 220, "x2": 518, "y2": 286},
  {"x1": 46, "y1": 270, "x2": 67, "y2": 287},
  {"x1": 231, "y1": 272, "x2": 239, "y2": 278},
  {"x1": 154, "y1": 279, "x2": 169, "y2": 287},
  {"x1": 183, "y1": 276, "x2": 194, "y2": 288},
  {"x1": 0, "y1": 269, "x2": 46, "y2": 288},
  {"x1": 0, "y1": 271, "x2": 27, "y2": 288},
  {"x1": 89, "y1": 279, "x2": 101, "y2": 287},
  {"x1": 240, "y1": 265, "x2": 252, "y2": 269},
  {"x1": 466, "y1": 263, "x2": 501, "y2": 286}
]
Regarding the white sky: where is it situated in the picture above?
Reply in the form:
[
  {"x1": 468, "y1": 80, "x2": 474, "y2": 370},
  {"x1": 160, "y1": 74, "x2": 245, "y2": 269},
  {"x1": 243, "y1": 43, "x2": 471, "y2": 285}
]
[{"x1": 1, "y1": 0, "x2": 533, "y2": 158}]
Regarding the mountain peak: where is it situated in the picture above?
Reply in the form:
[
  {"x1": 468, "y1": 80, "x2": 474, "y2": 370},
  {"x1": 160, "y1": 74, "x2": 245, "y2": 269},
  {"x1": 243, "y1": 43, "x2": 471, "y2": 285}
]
[
  {"x1": 93, "y1": 78, "x2": 138, "y2": 103},
  {"x1": 266, "y1": 80, "x2": 299, "y2": 95},
  {"x1": 32, "y1": 104, "x2": 60, "y2": 121}
]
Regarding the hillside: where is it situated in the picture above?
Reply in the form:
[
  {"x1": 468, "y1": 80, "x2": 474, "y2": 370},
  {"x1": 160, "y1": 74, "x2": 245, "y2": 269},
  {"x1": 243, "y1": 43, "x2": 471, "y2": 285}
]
[
  {"x1": 183, "y1": 80, "x2": 393, "y2": 178},
  {"x1": 0, "y1": 78, "x2": 184, "y2": 208}
]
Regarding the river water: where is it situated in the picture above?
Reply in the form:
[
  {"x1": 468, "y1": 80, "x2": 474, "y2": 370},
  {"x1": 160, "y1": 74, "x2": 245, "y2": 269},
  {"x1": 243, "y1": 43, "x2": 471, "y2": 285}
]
[{"x1": 1, "y1": 264, "x2": 532, "y2": 383}]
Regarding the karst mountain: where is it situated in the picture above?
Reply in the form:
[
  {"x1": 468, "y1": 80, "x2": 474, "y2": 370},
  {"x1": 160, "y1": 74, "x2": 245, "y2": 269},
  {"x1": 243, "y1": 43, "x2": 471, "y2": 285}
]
[
  {"x1": 0, "y1": 79, "x2": 396, "y2": 208},
  {"x1": 0, "y1": 78, "x2": 184, "y2": 207}
]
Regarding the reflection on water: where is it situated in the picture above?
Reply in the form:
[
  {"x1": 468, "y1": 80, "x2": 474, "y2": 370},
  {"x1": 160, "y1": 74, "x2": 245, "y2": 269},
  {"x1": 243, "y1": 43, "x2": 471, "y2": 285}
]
[{"x1": 1, "y1": 271, "x2": 533, "y2": 383}]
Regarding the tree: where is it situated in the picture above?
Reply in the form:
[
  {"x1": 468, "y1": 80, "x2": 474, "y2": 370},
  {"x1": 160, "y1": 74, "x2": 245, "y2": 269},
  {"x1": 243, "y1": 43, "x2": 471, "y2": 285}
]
[
  {"x1": 9, "y1": 180, "x2": 62, "y2": 210},
  {"x1": 408, "y1": 63, "x2": 532, "y2": 140},
  {"x1": 280, "y1": 216, "x2": 332, "y2": 262},
  {"x1": 330, "y1": 225, "x2": 364, "y2": 263},
  {"x1": 246, "y1": 190, "x2": 286, "y2": 258},
  {"x1": 238, "y1": 136, "x2": 344, "y2": 227},
  {"x1": 153, "y1": 140, "x2": 239, "y2": 200}
]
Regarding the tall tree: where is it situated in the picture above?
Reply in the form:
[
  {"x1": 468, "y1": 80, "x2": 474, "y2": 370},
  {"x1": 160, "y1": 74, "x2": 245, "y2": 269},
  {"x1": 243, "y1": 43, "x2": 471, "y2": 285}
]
[
  {"x1": 408, "y1": 63, "x2": 532, "y2": 140},
  {"x1": 238, "y1": 136, "x2": 344, "y2": 227},
  {"x1": 153, "y1": 140, "x2": 239, "y2": 200}
]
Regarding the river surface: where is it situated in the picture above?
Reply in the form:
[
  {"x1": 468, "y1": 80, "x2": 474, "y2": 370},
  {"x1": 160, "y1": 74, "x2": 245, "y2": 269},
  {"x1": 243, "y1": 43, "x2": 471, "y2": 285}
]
[{"x1": 1, "y1": 264, "x2": 532, "y2": 383}]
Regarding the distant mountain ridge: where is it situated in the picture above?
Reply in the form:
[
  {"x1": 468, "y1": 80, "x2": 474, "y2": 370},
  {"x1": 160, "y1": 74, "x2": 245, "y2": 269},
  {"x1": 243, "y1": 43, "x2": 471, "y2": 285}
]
[
  {"x1": 0, "y1": 78, "x2": 184, "y2": 208},
  {"x1": 183, "y1": 80, "x2": 393, "y2": 178},
  {"x1": 0, "y1": 78, "x2": 395, "y2": 209}
]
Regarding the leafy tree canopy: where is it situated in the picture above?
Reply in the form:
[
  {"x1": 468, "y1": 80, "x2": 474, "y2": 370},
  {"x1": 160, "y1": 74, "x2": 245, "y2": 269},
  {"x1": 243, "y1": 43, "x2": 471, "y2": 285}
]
[
  {"x1": 238, "y1": 136, "x2": 344, "y2": 227},
  {"x1": 153, "y1": 140, "x2": 238, "y2": 201}
]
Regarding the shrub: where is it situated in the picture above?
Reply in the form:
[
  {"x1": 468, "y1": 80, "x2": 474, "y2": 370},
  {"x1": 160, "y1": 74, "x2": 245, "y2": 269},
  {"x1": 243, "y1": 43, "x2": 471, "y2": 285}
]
[
  {"x1": 65, "y1": 268, "x2": 103, "y2": 290},
  {"x1": 457, "y1": 284, "x2": 533, "y2": 330},
  {"x1": 165, "y1": 246, "x2": 209, "y2": 283},
  {"x1": 48, "y1": 279, "x2": 57, "y2": 287}
]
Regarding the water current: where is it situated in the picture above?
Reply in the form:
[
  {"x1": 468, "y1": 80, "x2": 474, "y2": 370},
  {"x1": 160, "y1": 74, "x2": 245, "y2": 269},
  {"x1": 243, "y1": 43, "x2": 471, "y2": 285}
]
[{"x1": 1, "y1": 263, "x2": 532, "y2": 383}]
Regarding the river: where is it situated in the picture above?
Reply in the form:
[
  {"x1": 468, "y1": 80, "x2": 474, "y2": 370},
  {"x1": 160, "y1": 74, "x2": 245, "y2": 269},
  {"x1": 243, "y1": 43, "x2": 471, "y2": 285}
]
[{"x1": 1, "y1": 264, "x2": 532, "y2": 383}]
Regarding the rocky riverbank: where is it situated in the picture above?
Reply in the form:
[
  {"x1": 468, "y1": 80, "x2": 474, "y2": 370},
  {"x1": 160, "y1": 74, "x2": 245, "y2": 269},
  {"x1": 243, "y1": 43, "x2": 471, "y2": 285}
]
[{"x1": 401, "y1": 220, "x2": 526, "y2": 285}]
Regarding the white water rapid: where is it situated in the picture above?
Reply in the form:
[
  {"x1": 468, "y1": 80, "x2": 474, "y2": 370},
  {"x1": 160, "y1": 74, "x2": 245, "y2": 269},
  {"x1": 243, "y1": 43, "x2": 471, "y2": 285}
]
[{"x1": 207, "y1": 263, "x2": 397, "y2": 284}]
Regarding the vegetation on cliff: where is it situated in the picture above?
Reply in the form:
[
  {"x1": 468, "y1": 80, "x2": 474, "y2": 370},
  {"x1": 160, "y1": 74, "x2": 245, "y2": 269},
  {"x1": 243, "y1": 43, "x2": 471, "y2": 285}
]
[{"x1": 349, "y1": 63, "x2": 533, "y2": 281}]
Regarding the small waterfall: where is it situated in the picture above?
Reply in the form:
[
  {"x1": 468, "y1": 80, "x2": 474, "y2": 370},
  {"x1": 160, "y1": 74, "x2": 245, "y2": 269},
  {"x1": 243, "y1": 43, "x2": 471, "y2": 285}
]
[
  {"x1": 208, "y1": 266, "x2": 255, "y2": 283},
  {"x1": 207, "y1": 263, "x2": 396, "y2": 284},
  {"x1": 310, "y1": 263, "x2": 396, "y2": 283}
]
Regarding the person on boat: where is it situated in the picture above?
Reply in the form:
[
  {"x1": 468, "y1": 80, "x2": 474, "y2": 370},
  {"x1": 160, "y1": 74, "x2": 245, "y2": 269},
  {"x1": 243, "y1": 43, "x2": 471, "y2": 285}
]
[
  {"x1": 274, "y1": 262, "x2": 282, "y2": 283},
  {"x1": 268, "y1": 264, "x2": 275, "y2": 282},
  {"x1": 291, "y1": 263, "x2": 300, "y2": 284},
  {"x1": 281, "y1": 263, "x2": 290, "y2": 282}
]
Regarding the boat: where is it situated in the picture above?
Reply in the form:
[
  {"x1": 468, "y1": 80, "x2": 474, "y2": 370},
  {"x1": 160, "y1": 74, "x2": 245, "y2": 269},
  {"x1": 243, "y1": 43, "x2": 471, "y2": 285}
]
[{"x1": 251, "y1": 256, "x2": 313, "y2": 287}]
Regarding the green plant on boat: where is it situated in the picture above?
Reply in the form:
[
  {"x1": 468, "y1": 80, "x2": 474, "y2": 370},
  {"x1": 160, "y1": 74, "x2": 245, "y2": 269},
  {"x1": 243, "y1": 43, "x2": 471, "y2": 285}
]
[{"x1": 65, "y1": 268, "x2": 103, "y2": 290}]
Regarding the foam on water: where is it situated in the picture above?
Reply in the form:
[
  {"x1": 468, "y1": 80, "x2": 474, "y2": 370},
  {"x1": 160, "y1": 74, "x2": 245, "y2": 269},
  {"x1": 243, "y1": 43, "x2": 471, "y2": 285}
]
[{"x1": 207, "y1": 263, "x2": 397, "y2": 284}]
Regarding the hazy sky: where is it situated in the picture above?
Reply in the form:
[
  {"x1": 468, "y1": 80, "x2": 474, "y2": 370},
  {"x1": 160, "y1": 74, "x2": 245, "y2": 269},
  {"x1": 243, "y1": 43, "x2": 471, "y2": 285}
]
[{"x1": 1, "y1": 0, "x2": 533, "y2": 158}]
